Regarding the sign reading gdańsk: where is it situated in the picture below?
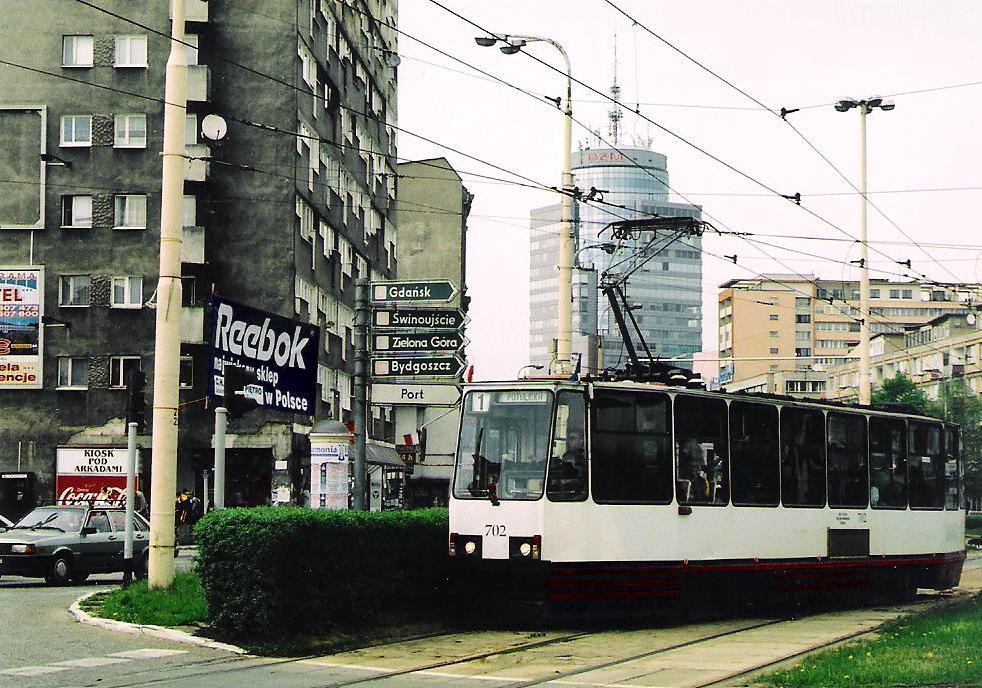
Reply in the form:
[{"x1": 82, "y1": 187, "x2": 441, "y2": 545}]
[
  {"x1": 370, "y1": 279, "x2": 458, "y2": 304},
  {"x1": 55, "y1": 447, "x2": 133, "y2": 507},
  {"x1": 0, "y1": 267, "x2": 42, "y2": 389},
  {"x1": 206, "y1": 296, "x2": 320, "y2": 415}
]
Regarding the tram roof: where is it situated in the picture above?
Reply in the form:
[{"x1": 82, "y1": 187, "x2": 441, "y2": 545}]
[{"x1": 463, "y1": 378, "x2": 949, "y2": 424}]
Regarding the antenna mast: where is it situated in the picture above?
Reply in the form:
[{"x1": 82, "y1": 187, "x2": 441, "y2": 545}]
[{"x1": 608, "y1": 31, "x2": 623, "y2": 146}]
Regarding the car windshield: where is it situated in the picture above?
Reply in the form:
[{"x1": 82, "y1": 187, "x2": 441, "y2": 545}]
[
  {"x1": 453, "y1": 389, "x2": 553, "y2": 501},
  {"x1": 12, "y1": 507, "x2": 85, "y2": 532}
]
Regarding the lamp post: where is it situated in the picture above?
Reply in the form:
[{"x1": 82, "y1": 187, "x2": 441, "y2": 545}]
[
  {"x1": 476, "y1": 33, "x2": 575, "y2": 375},
  {"x1": 834, "y1": 96, "x2": 895, "y2": 406}
]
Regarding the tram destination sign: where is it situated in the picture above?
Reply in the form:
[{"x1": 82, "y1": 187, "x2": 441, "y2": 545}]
[
  {"x1": 372, "y1": 355, "x2": 464, "y2": 379},
  {"x1": 372, "y1": 331, "x2": 464, "y2": 353},
  {"x1": 371, "y1": 279, "x2": 458, "y2": 304},
  {"x1": 373, "y1": 307, "x2": 465, "y2": 330}
]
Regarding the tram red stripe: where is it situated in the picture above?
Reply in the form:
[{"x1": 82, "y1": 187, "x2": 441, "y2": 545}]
[{"x1": 548, "y1": 590, "x2": 679, "y2": 602}]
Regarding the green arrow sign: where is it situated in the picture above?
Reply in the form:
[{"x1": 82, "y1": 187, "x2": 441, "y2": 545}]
[
  {"x1": 370, "y1": 280, "x2": 458, "y2": 304},
  {"x1": 373, "y1": 307, "x2": 466, "y2": 330},
  {"x1": 372, "y1": 356, "x2": 464, "y2": 378},
  {"x1": 372, "y1": 331, "x2": 464, "y2": 353}
]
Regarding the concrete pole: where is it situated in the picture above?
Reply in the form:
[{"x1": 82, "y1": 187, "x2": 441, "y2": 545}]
[
  {"x1": 122, "y1": 421, "x2": 137, "y2": 586},
  {"x1": 214, "y1": 407, "x2": 226, "y2": 509},
  {"x1": 352, "y1": 278, "x2": 368, "y2": 510},
  {"x1": 202, "y1": 470, "x2": 210, "y2": 514},
  {"x1": 148, "y1": 0, "x2": 186, "y2": 589},
  {"x1": 555, "y1": 48, "x2": 575, "y2": 376},
  {"x1": 858, "y1": 105, "x2": 871, "y2": 406}
]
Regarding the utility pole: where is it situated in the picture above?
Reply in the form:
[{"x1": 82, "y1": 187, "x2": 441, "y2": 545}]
[
  {"x1": 148, "y1": 0, "x2": 186, "y2": 589},
  {"x1": 352, "y1": 278, "x2": 368, "y2": 510},
  {"x1": 122, "y1": 421, "x2": 137, "y2": 587},
  {"x1": 213, "y1": 406, "x2": 226, "y2": 509}
]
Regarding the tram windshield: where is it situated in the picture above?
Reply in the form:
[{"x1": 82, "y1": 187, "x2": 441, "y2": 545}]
[{"x1": 453, "y1": 389, "x2": 553, "y2": 501}]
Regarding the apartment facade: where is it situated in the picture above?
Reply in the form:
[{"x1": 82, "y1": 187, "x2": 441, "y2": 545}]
[
  {"x1": 0, "y1": 0, "x2": 399, "y2": 507},
  {"x1": 718, "y1": 275, "x2": 975, "y2": 398}
]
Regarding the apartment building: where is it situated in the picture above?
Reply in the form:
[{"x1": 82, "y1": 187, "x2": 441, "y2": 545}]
[
  {"x1": 0, "y1": 0, "x2": 399, "y2": 505},
  {"x1": 718, "y1": 275, "x2": 976, "y2": 398}
]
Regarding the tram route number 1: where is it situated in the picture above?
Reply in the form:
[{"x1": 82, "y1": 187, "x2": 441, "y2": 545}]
[{"x1": 485, "y1": 524, "x2": 506, "y2": 537}]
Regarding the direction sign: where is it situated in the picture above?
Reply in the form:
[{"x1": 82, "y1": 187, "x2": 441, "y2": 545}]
[
  {"x1": 372, "y1": 356, "x2": 464, "y2": 378},
  {"x1": 371, "y1": 383, "x2": 461, "y2": 406},
  {"x1": 371, "y1": 280, "x2": 458, "y2": 304},
  {"x1": 372, "y1": 331, "x2": 464, "y2": 353},
  {"x1": 373, "y1": 307, "x2": 465, "y2": 330}
]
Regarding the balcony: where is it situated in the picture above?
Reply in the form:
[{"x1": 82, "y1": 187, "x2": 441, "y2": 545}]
[
  {"x1": 184, "y1": 144, "x2": 210, "y2": 182},
  {"x1": 187, "y1": 65, "x2": 210, "y2": 102},
  {"x1": 181, "y1": 226, "x2": 205, "y2": 264},
  {"x1": 171, "y1": 0, "x2": 209, "y2": 24},
  {"x1": 181, "y1": 306, "x2": 204, "y2": 344}
]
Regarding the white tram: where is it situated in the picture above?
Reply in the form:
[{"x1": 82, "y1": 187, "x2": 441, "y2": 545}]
[{"x1": 449, "y1": 380, "x2": 965, "y2": 611}]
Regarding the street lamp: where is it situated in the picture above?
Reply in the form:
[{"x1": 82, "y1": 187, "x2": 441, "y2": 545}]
[
  {"x1": 834, "y1": 96, "x2": 895, "y2": 406},
  {"x1": 476, "y1": 32, "x2": 575, "y2": 376}
]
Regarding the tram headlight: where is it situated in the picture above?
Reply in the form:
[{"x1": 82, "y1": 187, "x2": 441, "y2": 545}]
[
  {"x1": 464, "y1": 540, "x2": 477, "y2": 555},
  {"x1": 449, "y1": 532, "x2": 457, "y2": 557}
]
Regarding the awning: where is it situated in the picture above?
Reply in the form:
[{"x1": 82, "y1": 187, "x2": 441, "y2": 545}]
[{"x1": 366, "y1": 443, "x2": 404, "y2": 468}]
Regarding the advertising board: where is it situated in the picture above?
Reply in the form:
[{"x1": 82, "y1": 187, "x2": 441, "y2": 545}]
[
  {"x1": 310, "y1": 438, "x2": 349, "y2": 510},
  {"x1": 206, "y1": 296, "x2": 320, "y2": 415},
  {"x1": 0, "y1": 267, "x2": 42, "y2": 389},
  {"x1": 55, "y1": 447, "x2": 133, "y2": 507}
]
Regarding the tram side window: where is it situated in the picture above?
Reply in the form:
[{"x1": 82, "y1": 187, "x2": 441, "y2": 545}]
[
  {"x1": 591, "y1": 391, "x2": 672, "y2": 504},
  {"x1": 675, "y1": 395, "x2": 729, "y2": 505},
  {"x1": 730, "y1": 402, "x2": 779, "y2": 506},
  {"x1": 781, "y1": 407, "x2": 826, "y2": 507},
  {"x1": 909, "y1": 421, "x2": 944, "y2": 509},
  {"x1": 945, "y1": 426, "x2": 961, "y2": 511},
  {"x1": 547, "y1": 391, "x2": 587, "y2": 502},
  {"x1": 827, "y1": 412, "x2": 869, "y2": 508},
  {"x1": 869, "y1": 417, "x2": 907, "y2": 508}
]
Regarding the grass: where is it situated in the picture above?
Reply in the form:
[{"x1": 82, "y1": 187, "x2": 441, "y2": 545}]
[
  {"x1": 761, "y1": 594, "x2": 982, "y2": 688},
  {"x1": 968, "y1": 514, "x2": 982, "y2": 539},
  {"x1": 95, "y1": 572, "x2": 208, "y2": 627}
]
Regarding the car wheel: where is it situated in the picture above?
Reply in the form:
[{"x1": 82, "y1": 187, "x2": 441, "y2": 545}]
[{"x1": 46, "y1": 554, "x2": 73, "y2": 586}]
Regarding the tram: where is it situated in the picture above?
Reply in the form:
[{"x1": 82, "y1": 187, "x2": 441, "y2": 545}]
[{"x1": 448, "y1": 379, "x2": 965, "y2": 613}]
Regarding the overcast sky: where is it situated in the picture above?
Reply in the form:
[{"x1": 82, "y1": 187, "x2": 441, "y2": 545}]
[{"x1": 396, "y1": 0, "x2": 982, "y2": 380}]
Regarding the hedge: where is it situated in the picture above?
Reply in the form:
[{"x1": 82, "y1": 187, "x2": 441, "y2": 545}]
[{"x1": 194, "y1": 507, "x2": 449, "y2": 637}]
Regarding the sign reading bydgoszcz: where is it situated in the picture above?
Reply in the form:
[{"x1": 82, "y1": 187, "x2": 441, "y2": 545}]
[
  {"x1": 206, "y1": 296, "x2": 320, "y2": 415},
  {"x1": 55, "y1": 447, "x2": 134, "y2": 507},
  {"x1": 372, "y1": 356, "x2": 464, "y2": 378},
  {"x1": 372, "y1": 331, "x2": 464, "y2": 353},
  {"x1": 370, "y1": 280, "x2": 457, "y2": 304},
  {"x1": 0, "y1": 267, "x2": 42, "y2": 389},
  {"x1": 372, "y1": 307, "x2": 465, "y2": 330}
]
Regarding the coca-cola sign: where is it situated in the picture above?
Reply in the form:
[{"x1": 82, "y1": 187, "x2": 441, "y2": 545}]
[{"x1": 55, "y1": 447, "x2": 134, "y2": 507}]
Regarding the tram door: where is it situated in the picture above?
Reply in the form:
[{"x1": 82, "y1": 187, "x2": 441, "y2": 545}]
[{"x1": 0, "y1": 472, "x2": 37, "y2": 521}]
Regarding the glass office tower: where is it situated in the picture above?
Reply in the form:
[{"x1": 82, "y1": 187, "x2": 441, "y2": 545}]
[{"x1": 529, "y1": 147, "x2": 702, "y2": 372}]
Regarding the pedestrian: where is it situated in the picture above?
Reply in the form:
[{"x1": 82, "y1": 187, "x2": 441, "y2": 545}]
[{"x1": 189, "y1": 492, "x2": 202, "y2": 524}]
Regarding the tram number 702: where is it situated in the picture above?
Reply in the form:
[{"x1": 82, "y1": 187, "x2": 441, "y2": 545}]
[{"x1": 485, "y1": 524, "x2": 506, "y2": 537}]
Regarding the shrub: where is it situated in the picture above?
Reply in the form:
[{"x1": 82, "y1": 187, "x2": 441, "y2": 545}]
[{"x1": 194, "y1": 507, "x2": 448, "y2": 637}]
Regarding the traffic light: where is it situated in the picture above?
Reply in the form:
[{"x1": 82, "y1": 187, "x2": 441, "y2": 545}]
[
  {"x1": 223, "y1": 364, "x2": 260, "y2": 420},
  {"x1": 126, "y1": 369, "x2": 147, "y2": 430}
]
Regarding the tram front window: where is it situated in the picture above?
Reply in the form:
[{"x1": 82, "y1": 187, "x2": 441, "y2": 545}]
[{"x1": 453, "y1": 390, "x2": 553, "y2": 501}]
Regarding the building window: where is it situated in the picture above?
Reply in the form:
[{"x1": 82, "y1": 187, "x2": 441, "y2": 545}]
[
  {"x1": 870, "y1": 289, "x2": 880, "y2": 299},
  {"x1": 111, "y1": 276, "x2": 143, "y2": 308},
  {"x1": 769, "y1": 330, "x2": 778, "y2": 337},
  {"x1": 114, "y1": 114, "x2": 147, "y2": 148},
  {"x1": 115, "y1": 35, "x2": 148, "y2": 67},
  {"x1": 795, "y1": 348, "x2": 811, "y2": 358},
  {"x1": 61, "y1": 195, "x2": 92, "y2": 228},
  {"x1": 57, "y1": 357, "x2": 89, "y2": 389},
  {"x1": 769, "y1": 314, "x2": 779, "y2": 321},
  {"x1": 795, "y1": 297, "x2": 810, "y2": 307},
  {"x1": 795, "y1": 314, "x2": 811, "y2": 324},
  {"x1": 62, "y1": 35, "x2": 93, "y2": 67},
  {"x1": 889, "y1": 289, "x2": 900, "y2": 299},
  {"x1": 180, "y1": 356, "x2": 194, "y2": 389},
  {"x1": 109, "y1": 356, "x2": 141, "y2": 388},
  {"x1": 795, "y1": 330, "x2": 811, "y2": 341},
  {"x1": 114, "y1": 195, "x2": 147, "y2": 229},
  {"x1": 769, "y1": 347, "x2": 779, "y2": 355},
  {"x1": 902, "y1": 289, "x2": 913, "y2": 299},
  {"x1": 59, "y1": 274, "x2": 91, "y2": 307},
  {"x1": 185, "y1": 114, "x2": 198, "y2": 145},
  {"x1": 60, "y1": 115, "x2": 92, "y2": 147}
]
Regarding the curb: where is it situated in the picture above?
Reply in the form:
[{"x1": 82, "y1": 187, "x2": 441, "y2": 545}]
[{"x1": 69, "y1": 590, "x2": 248, "y2": 655}]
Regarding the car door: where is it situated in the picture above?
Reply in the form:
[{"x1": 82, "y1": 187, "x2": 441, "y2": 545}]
[
  {"x1": 106, "y1": 511, "x2": 149, "y2": 570},
  {"x1": 80, "y1": 510, "x2": 115, "y2": 571}
]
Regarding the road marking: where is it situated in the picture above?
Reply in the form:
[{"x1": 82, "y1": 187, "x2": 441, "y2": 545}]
[
  {"x1": 0, "y1": 666, "x2": 71, "y2": 676},
  {"x1": 416, "y1": 670, "x2": 529, "y2": 682},
  {"x1": 53, "y1": 656, "x2": 132, "y2": 667},
  {"x1": 110, "y1": 649, "x2": 189, "y2": 659}
]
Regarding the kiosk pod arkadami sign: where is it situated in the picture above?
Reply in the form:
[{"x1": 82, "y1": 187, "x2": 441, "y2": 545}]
[
  {"x1": 206, "y1": 296, "x2": 320, "y2": 415},
  {"x1": 55, "y1": 447, "x2": 133, "y2": 507}
]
